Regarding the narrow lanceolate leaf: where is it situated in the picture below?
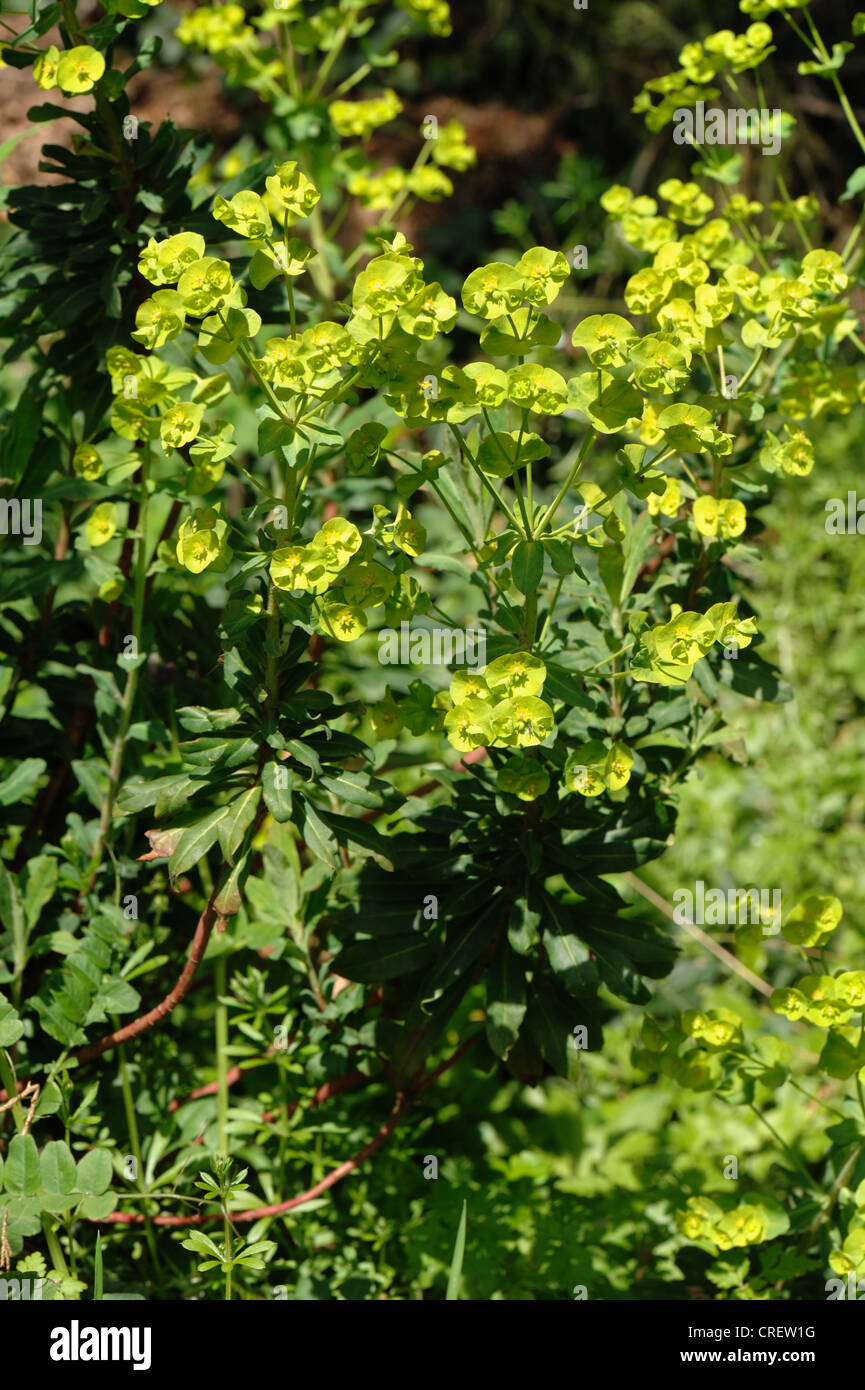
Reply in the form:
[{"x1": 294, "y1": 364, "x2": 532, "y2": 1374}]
[
  {"x1": 445, "y1": 1201, "x2": 468, "y2": 1301},
  {"x1": 176, "y1": 706, "x2": 241, "y2": 734},
  {"x1": 420, "y1": 901, "x2": 501, "y2": 1011},
  {"x1": 318, "y1": 769, "x2": 404, "y2": 813},
  {"x1": 300, "y1": 799, "x2": 338, "y2": 870},
  {"x1": 180, "y1": 736, "x2": 258, "y2": 770},
  {"x1": 337, "y1": 933, "x2": 436, "y2": 984},
  {"x1": 527, "y1": 981, "x2": 581, "y2": 1080},
  {"x1": 283, "y1": 737, "x2": 322, "y2": 777},
  {"x1": 0, "y1": 757, "x2": 46, "y2": 805},
  {"x1": 262, "y1": 759, "x2": 294, "y2": 822},
  {"x1": 168, "y1": 805, "x2": 231, "y2": 878},
  {"x1": 485, "y1": 942, "x2": 527, "y2": 1060},
  {"x1": 118, "y1": 774, "x2": 194, "y2": 816},
  {"x1": 541, "y1": 893, "x2": 592, "y2": 996},
  {"x1": 318, "y1": 811, "x2": 394, "y2": 869},
  {"x1": 216, "y1": 784, "x2": 261, "y2": 864}
]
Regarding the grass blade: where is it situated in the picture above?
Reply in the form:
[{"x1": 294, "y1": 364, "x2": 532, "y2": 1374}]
[
  {"x1": 94, "y1": 1231, "x2": 103, "y2": 1300},
  {"x1": 445, "y1": 1199, "x2": 467, "y2": 1301}
]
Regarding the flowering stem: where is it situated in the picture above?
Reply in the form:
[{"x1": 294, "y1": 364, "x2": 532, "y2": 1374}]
[
  {"x1": 448, "y1": 423, "x2": 520, "y2": 531},
  {"x1": 534, "y1": 429, "x2": 596, "y2": 536},
  {"x1": 746, "y1": 1101, "x2": 813, "y2": 1181},
  {"x1": 802, "y1": 11, "x2": 865, "y2": 158},
  {"x1": 87, "y1": 442, "x2": 151, "y2": 888},
  {"x1": 215, "y1": 956, "x2": 229, "y2": 1155}
]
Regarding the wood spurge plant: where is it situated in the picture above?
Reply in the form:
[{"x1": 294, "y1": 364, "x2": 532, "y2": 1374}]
[{"x1": 2, "y1": 0, "x2": 865, "y2": 1306}]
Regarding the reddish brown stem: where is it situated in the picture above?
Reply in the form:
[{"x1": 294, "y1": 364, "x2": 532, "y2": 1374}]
[
  {"x1": 97, "y1": 1092, "x2": 409, "y2": 1227},
  {"x1": 73, "y1": 894, "x2": 225, "y2": 1065},
  {"x1": 90, "y1": 1034, "x2": 474, "y2": 1227}
]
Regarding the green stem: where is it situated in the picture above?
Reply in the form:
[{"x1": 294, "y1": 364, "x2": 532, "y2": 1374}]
[
  {"x1": 0, "y1": 1050, "x2": 24, "y2": 1131},
  {"x1": 309, "y1": 21, "x2": 352, "y2": 100},
  {"x1": 448, "y1": 424, "x2": 520, "y2": 530},
  {"x1": 236, "y1": 338, "x2": 294, "y2": 427},
  {"x1": 116, "y1": 1036, "x2": 143, "y2": 1179},
  {"x1": 215, "y1": 957, "x2": 229, "y2": 1156},
  {"x1": 737, "y1": 345, "x2": 765, "y2": 393},
  {"x1": 223, "y1": 1211, "x2": 232, "y2": 1302},
  {"x1": 746, "y1": 1101, "x2": 813, "y2": 1182},
  {"x1": 86, "y1": 442, "x2": 151, "y2": 887},
  {"x1": 42, "y1": 1216, "x2": 70, "y2": 1278},
  {"x1": 802, "y1": 11, "x2": 865, "y2": 157},
  {"x1": 344, "y1": 141, "x2": 434, "y2": 272},
  {"x1": 116, "y1": 1031, "x2": 162, "y2": 1284},
  {"x1": 537, "y1": 575, "x2": 565, "y2": 646},
  {"x1": 535, "y1": 430, "x2": 597, "y2": 535}
]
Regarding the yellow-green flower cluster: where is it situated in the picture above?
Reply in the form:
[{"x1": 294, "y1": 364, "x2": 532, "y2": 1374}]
[
  {"x1": 254, "y1": 322, "x2": 358, "y2": 398},
  {"x1": 647, "y1": 477, "x2": 683, "y2": 518},
  {"x1": 677, "y1": 1196, "x2": 775, "y2": 1252},
  {"x1": 269, "y1": 517, "x2": 406, "y2": 644},
  {"x1": 34, "y1": 44, "x2": 105, "y2": 95},
  {"x1": 134, "y1": 223, "x2": 263, "y2": 365},
  {"x1": 176, "y1": 507, "x2": 233, "y2": 574},
  {"x1": 781, "y1": 893, "x2": 842, "y2": 948},
  {"x1": 564, "y1": 741, "x2": 633, "y2": 798},
  {"x1": 328, "y1": 89, "x2": 402, "y2": 141},
  {"x1": 632, "y1": 23, "x2": 775, "y2": 132},
  {"x1": 656, "y1": 403, "x2": 733, "y2": 456},
  {"x1": 396, "y1": 0, "x2": 452, "y2": 36},
  {"x1": 84, "y1": 502, "x2": 119, "y2": 549},
  {"x1": 657, "y1": 178, "x2": 715, "y2": 226},
  {"x1": 771, "y1": 971, "x2": 865, "y2": 1029},
  {"x1": 631, "y1": 601, "x2": 757, "y2": 686},
  {"x1": 693, "y1": 494, "x2": 746, "y2": 539},
  {"x1": 264, "y1": 161, "x2": 320, "y2": 220},
  {"x1": 600, "y1": 189, "x2": 852, "y2": 477},
  {"x1": 632, "y1": 1012, "x2": 735, "y2": 1090},
  {"x1": 680, "y1": 1006, "x2": 744, "y2": 1051},
  {"x1": 442, "y1": 653, "x2": 554, "y2": 754},
  {"x1": 462, "y1": 248, "x2": 570, "y2": 317},
  {"x1": 430, "y1": 120, "x2": 476, "y2": 172},
  {"x1": 828, "y1": 1184, "x2": 865, "y2": 1277},
  {"x1": 758, "y1": 426, "x2": 815, "y2": 476},
  {"x1": 73, "y1": 443, "x2": 103, "y2": 482},
  {"x1": 778, "y1": 363, "x2": 862, "y2": 421},
  {"x1": 346, "y1": 242, "x2": 459, "y2": 360},
  {"x1": 740, "y1": 0, "x2": 810, "y2": 17},
  {"x1": 496, "y1": 756, "x2": 550, "y2": 802},
  {"x1": 176, "y1": 3, "x2": 254, "y2": 56},
  {"x1": 347, "y1": 164, "x2": 454, "y2": 209}
]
